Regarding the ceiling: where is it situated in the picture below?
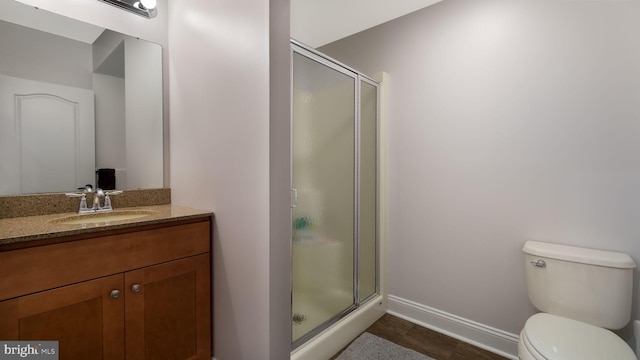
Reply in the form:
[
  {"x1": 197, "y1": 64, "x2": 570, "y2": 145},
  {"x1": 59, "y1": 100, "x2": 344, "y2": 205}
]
[
  {"x1": 291, "y1": 0, "x2": 443, "y2": 48},
  {"x1": 0, "y1": 0, "x2": 104, "y2": 44}
]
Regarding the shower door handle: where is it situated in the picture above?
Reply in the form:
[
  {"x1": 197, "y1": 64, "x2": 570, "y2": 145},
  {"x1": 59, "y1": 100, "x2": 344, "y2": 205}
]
[{"x1": 290, "y1": 188, "x2": 297, "y2": 208}]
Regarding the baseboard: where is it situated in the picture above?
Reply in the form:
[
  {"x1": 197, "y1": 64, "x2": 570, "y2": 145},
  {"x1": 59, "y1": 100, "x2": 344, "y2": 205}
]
[{"x1": 388, "y1": 295, "x2": 519, "y2": 360}]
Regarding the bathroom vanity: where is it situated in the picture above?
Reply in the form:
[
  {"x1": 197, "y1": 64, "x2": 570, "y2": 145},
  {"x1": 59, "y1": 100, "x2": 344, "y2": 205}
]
[{"x1": 0, "y1": 205, "x2": 212, "y2": 359}]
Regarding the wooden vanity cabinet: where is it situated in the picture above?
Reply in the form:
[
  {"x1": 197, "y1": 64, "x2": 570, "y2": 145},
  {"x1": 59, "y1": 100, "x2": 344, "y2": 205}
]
[
  {"x1": 0, "y1": 218, "x2": 212, "y2": 360},
  {"x1": 125, "y1": 254, "x2": 211, "y2": 360},
  {"x1": 0, "y1": 274, "x2": 125, "y2": 359}
]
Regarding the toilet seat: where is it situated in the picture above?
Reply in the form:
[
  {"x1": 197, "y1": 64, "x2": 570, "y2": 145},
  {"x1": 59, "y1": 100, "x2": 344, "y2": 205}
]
[{"x1": 519, "y1": 313, "x2": 636, "y2": 360}]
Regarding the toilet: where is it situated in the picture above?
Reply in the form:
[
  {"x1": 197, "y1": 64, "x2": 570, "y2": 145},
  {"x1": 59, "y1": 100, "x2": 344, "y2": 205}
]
[{"x1": 519, "y1": 240, "x2": 637, "y2": 360}]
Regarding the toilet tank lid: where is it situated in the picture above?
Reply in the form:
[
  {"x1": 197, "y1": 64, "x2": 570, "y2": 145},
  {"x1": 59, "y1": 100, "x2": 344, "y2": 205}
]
[{"x1": 523, "y1": 241, "x2": 636, "y2": 269}]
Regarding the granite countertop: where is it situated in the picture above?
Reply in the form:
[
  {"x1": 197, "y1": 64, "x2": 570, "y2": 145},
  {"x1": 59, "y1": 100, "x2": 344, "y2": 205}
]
[{"x1": 0, "y1": 204, "x2": 212, "y2": 249}]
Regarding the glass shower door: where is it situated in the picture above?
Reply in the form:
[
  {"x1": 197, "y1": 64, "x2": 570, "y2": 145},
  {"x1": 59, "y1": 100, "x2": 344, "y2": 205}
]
[{"x1": 291, "y1": 48, "x2": 357, "y2": 346}]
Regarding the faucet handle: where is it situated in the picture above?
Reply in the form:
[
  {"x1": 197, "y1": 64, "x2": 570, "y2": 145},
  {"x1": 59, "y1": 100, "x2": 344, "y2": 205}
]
[
  {"x1": 102, "y1": 190, "x2": 122, "y2": 211},
  {"x1": 65, "y1": 192, "x2": 90, "y2": 213}
]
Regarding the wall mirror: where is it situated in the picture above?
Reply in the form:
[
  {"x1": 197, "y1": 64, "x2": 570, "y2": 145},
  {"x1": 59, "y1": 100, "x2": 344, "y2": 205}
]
[{"x1": 0, "y1": 0, "x2": 163, "y2": 196}]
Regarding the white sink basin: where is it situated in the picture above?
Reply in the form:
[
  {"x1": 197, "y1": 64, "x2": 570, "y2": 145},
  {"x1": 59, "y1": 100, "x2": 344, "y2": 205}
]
[{"x1": 51, "y1": 210, "x2": 155, "y2": 225}]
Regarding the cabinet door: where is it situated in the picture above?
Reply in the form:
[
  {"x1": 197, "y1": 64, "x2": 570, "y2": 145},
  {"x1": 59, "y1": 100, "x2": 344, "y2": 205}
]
[
  {"x1": 125, "y1": 254, "x2": 211, "y2": 360},
  {"x1": 0, "y1": 274, "x2": 125, "y2": 360}
]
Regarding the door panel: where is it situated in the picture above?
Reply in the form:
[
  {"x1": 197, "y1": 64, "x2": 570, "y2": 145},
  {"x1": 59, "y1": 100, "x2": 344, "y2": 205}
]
[
  {"x1": 291, "y1": 49, "x2": 357, "y2": 344},
  {"x1": 125, "y1": 254, "x2": 211, "y2": 360},
  {"x1": 0, "y1": 74, "x2": 95, "y2": 195},
  {"x1": 0, "y1": 274, "x2": 124, "y2": 360}
]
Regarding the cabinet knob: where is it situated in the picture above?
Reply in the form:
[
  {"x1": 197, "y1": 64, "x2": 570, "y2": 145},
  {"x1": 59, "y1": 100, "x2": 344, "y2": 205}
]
[
  {"x1": 131, "y1": 284, "x2": 142, "y2": 293},
  {"x1": 110, "y1": 290, "x2": 120, "y2": 299}
]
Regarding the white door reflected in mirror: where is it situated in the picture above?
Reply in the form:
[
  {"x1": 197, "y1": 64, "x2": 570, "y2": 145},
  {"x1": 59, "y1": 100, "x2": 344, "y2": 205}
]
[{"x1": 0, "y1": 74, "x2": 95, "y2": 195}]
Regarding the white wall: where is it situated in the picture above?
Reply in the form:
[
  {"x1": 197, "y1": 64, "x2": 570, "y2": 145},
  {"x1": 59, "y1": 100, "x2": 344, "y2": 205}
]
[
  {"x1": 92, "y1": 30, "x2": 125, "y2": 74},
  {"x1": 321, "y1": 0, "x2": 640, "y2": 354},
  {"x1": 125, "y1": 37, "x2": 163, "y2": 190},
  {"x1": 169, "y1": 0, "x2": 291, "y2": 359},
  {"x1": 93, "y1": 73, "x2": 126, "y2": 171},
  {"x1": 0, "y1": 20, "x2": 93, "y2": 89},
  {"x1": 269, "y1": 0, "x2": 294, "y2": 358}
]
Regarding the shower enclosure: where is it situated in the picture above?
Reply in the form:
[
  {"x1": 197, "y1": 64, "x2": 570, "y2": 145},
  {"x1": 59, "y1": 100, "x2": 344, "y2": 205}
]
[{"x1": 291, "y1": 40, "x2": 379, "y2": 349}]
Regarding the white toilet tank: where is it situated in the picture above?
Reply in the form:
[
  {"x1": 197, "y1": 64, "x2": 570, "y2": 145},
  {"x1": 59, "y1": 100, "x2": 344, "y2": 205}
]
[{"x1": 523, "y1": 241, "x2": 636, "y2": 330}]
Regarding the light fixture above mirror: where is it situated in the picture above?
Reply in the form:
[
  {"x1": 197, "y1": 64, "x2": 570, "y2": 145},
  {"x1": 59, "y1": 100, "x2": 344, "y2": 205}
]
[{"x1": 97, "y1": 0, "x2": 157, "y2": 19}]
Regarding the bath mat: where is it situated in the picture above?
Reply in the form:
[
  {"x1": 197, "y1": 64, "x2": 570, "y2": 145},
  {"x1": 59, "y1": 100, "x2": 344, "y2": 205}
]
[{"x1": 335, "y1": 332, "x2": 435, "y2": 360}]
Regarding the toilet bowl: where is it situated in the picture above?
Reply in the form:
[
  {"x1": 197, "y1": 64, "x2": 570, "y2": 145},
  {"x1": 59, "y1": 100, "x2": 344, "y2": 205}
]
[
  {"x1": 518, "y1": 313, "x2": 636, "y2": 360},
  {"x1": 520, "y1": 241, "x2": 637, "y2": 360}
]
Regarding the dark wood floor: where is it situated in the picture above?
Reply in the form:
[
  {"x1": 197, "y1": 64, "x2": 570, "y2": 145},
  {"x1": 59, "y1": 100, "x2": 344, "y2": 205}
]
[{"x1": 330, "y1": 314, "x2": 509, "y2": 360}]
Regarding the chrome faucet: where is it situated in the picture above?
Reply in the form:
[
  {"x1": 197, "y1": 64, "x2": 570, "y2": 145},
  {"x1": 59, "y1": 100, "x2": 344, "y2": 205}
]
[
  {"x1": 66, "y1": 186, "x2": 122, "y2": 214},
  {"x1": 93, "y1": 188, "x2": 105, "y2": 210}
]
